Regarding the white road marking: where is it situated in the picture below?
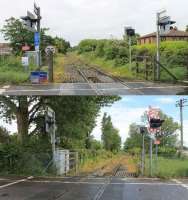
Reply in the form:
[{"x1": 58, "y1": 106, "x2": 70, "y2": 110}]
[
  {"x1": 28, "y1": 180, "x2": 184, "y2": 186},
  {"x1": 0, "y1": 177, "x2": 34, "y2": 189},
  {"x1": 0, "y1": 179, "x2": 26, "y2": 189},
  {"x1": 172, "y1": 179, "x2": 188, "y2": 190},
  {"x1": 0, "y1": 89, "x2": 6, "y2": 94},
  {"x1": 3, "y1": 85, "x2": 10, "y2": 89}
]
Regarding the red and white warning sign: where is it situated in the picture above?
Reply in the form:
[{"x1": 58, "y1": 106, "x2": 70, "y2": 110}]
[{"x1": 154, "y1": 140, "x2": 161, "y2": 145}]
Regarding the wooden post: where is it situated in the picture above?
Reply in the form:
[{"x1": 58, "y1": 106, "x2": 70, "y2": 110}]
[
  {"x1": 187, "y1": 55, "x2": 188, "y2": 80},
  {"x1": 153, "y1": 57, "x2": 156, "y2": 81},
  {"x1": 136, "y1": 60, "x2": 139, "y2": 77},
  {"x1": 144, "y1": 58, "x2": 148, "y2": 80},
  {"x1": 48, "y1": 51, "x2": 54, "y2": 83},
  {"x1": 75, "y1": 152, "x2": 79, "y2": 175}
]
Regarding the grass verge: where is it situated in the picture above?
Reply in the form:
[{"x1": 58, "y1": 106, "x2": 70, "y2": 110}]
[{"x1": 145, "y1": 156, "x2": 188, "y2": 178}]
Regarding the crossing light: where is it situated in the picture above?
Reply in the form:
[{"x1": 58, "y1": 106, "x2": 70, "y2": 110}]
[
  {"x1": 21, "y1": 11, "x2": 38, "y2": 32},
  {"x1": 150, "y1": 119, "x2": 165, "y2": 129},
  {"x1": 140, "y1": 127, "x2": 148, "y2": 134},
  {"x1": 125, "y1": 27, "x2": 135, "y2": 37}
]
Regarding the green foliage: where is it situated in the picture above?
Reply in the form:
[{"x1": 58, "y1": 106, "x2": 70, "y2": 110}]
[
  {"x1": 0, "y1": 136, "x2": 52, "y2": 175},
  {"x1": 78, "y1": 39, "x2": 129, "y2": 66},
  {"x1": 101, "y1": 113, "x2": 121, "y2": 152},
  {"x1": 1, "y1": 18, "x2": 70, "y2": 56},
  {"x1": 124, "y1": 110, "x2": 180, "y2": 152},
  {"x1": 0, "y1": 96, "x2": 120, "y2": 147},
  {"x1": 0, "y1": 127, "x2": 9, "y2": 143},
  {"x1": 78, "y1": 39, "x2": 98, "y2": 53},
  {"x1": 0, "y1": 55, "x2": 35, "y2": 84},
  {"x1": 1, "y1": 17, "x2": 34, "y2": 55},
  {"x1": 77, "y1": 39, "x2": 188, "y2": 81}
]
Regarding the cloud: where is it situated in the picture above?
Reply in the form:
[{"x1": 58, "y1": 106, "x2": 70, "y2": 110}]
[
  {"x1": 154, "y1": 97, "x2": 176, "y2": 104},
  {"x1": 0, "y1": 0, "x2": 188, "y2": 45},
  {"x1": 92, "y1": 106, "x2": 147, "y2": 144}
]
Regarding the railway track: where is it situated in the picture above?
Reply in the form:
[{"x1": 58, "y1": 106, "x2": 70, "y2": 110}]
[
  {"x1": 113, "y1": 164, "x2": 137, "y2": 178},
  {"x1": 62, "y1": 65, "x2": 128, "y2": 86}
]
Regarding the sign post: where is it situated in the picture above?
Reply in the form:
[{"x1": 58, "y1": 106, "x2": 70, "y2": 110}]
[
  {"x1": 21, "y1": 57, "x2": 29, "y2": 72},
  {"x1": 124, "y1": 27, "x2": 135, "y2": 71},
  {"x1": 21, "y1": 3, "x2": 42, "y2": 68},
  {"x1": 45, "y1": 46, "x2": 56, "y2": 83},
  {"x1": 45, "y1": 107, "x2": 56, "y2": 166},
  {"x1": 147, "y1": 106, "x2": 163, "y2": 177}
]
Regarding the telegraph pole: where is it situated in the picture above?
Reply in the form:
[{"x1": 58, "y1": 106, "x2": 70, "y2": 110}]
[{"x1": 176, "y1": 99, "x2": 188, "y2": 152}]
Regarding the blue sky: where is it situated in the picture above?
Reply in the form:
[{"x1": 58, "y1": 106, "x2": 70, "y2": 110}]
[{"x1": 92, "y1": 96, "x2": 188, "y2": 146}]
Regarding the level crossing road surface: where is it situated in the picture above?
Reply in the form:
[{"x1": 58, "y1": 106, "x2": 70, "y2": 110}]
[
  {"x1": 0, "y1": 82, "x2": 188, "y2": 96},
  {"x1": 0, "y1": 176, "x2": 188, "y2": 200}
]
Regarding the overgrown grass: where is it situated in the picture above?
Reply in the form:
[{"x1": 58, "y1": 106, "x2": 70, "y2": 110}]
[
  {"x1": 0, "y1": 55, "x2": 37, "y2": 84},
  {"x1": 53, "y1": 54, "x2": 65, "y2": 83},
  {"x1": 77, "y1": 53, "x2": 137, "y2": 80},
  {"x1": 145, "y1": 156, "x2": 188, "y2": 178}
]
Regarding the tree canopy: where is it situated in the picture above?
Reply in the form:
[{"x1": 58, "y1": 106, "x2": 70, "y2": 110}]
[
  {"x1": 101, "y1": 113, "x2": 121, "y2": 152},
  {"x1": 1, "y1": 17, "x2": 70, "y2": 55},
  {"x1": 0, "y1": 96, "x2": 120, "y2": 149},
  {"x1": 124, "y1": 110, "x2": 180, "y2": 152}
]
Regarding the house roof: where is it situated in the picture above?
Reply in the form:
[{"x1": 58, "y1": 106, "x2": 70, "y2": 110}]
[{"x1": 139, "y1": 29, "x2": 188, "y2": 39}]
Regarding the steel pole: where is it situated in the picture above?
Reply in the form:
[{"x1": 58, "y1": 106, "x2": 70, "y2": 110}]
[
  {"x1": 52, "y1": 111, "x2": 56, "y2": 167},
  {"x1": 141, "y1": 134, "x2": 145, "y2": 176},
  {"x1": 155, "y1": 144, "x2": 158, "y2": 173},
  {"x1": 150, "y1": 138, "x2": 153, "y2": 177},
  {"x1": 36, "y1": 6, "x2": 41, "y2": 69},
  {"x1": 129, "y1": 36, "x2": 132, "y2": 71}
]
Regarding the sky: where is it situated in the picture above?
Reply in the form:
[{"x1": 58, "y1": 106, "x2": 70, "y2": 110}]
[
  {"x1": 0, "y1": 0, "x2": 188, "y2": 45},
  {"x1": 92, "y1": 96, "x2": 188, "y2": 146},
  {"x1": 1, "y1": 96, "x2": 188, "y2": 147}
]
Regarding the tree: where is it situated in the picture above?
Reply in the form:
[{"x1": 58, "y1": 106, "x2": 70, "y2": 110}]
[
  {"x1": 186, "y1": 25, "x2": 188, "y2": 32},
  {"x1": 124, "y1": 123, "x2": 147, "y2": 152},
  {"x1": 0, "y1": 127, "x2": 10, "y2": 143},
  {"x1": 0, "y1": 96, "x2": 45, "y2": 143},
  {"x1": 101, "y1": 113, "x2": 121, "y2": 152},
  {"x1": 124, "y1": 110, "x2": 180, "y2": 151},
  {"x1": 1, "y1": 17, "x2": 34, "y2": 55},
  {"x1": 0, "y1": 96, "x2": 120, "y2": 147},
  {"x1": 1, "y1": 18, "x2": 70, "y2": 55}
]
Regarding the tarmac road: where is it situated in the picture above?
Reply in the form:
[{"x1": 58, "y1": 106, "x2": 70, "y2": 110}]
[
  {"x1": 0, "y1": 81, "x2": 188, "y2": 95},
  {"x1": 0, "y1": 177, "x2": 188, "y2": 200}
]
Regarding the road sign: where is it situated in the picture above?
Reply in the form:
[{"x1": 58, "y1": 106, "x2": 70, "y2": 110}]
[
  {"x1": 34, "y1": 32, "x2": 40, "y2": 47},
  {"x1": 22, "y1": 57, "x2": 29, "y2": 66},
  {"x1": 45, "y1": 46, "x2": 56, "y2": 54},
  {"x1": 154, "y1": 140, "x2": 160, "y2": 145},
  {"x1": 22, "y1": 45, "x2": 30, "y2": 51}
]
